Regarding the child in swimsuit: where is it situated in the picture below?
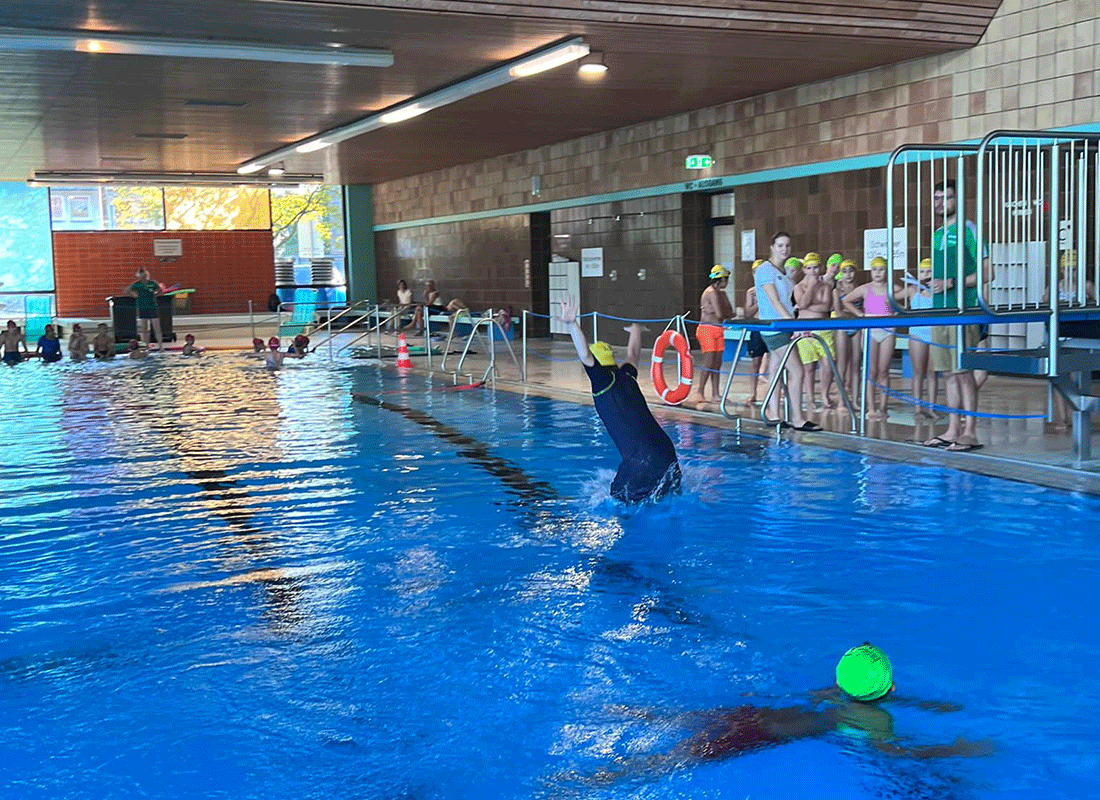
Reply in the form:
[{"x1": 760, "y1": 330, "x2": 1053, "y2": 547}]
[
  {"x1": 93, "y1": 323, "x2": 114, "y2": 360},
  {"x1": 2, "y1": 320, "x2": 27, "y2": 365},
  {"x1": 842, "y1": 256, "x2": 896, "y2": 420},
  {"x1": 35, "y1": 324, "x2": 62, "y2": 363},
  {"x1": 68, "y1": 323, "x2": 89, "y2": 361},
  {"x1": 896, "y1": 258, "x2": 937, "y2": 418}
]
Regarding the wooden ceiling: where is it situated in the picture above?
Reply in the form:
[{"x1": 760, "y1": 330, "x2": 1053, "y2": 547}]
[{"x1": 0, "y1": 0, "x2": 1002, "y2": 185}]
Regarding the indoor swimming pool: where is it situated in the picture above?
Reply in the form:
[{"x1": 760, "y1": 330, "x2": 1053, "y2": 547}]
[{"x1": 1, "y1": 355, "x2": 1097, "y2": 799}]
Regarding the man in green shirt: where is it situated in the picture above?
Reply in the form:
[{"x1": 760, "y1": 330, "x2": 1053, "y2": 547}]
[
  {"x1": 923, "y1": 180, "x2": 994, "y2": 452},
  {"x1": 128, "y1": 267, "x2": 163, "y2": 349}
]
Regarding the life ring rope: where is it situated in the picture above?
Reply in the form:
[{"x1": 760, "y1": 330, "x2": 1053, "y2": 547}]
[{"x1": 651, "y1": 329, "x2": 693, "y2": 405}]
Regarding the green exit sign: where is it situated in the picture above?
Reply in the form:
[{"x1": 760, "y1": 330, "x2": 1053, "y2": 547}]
[{"x1": 685, "y1": 154, "x2": 713, "y2": 169}]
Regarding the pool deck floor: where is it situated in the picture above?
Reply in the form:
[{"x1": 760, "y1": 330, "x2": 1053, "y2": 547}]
[{"x1": 67, "y1": 312, "x2": 1100, "y2": 494}]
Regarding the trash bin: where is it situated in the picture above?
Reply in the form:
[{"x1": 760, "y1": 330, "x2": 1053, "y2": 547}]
[
  {"x1": 157, "y1": 294, "x2": 176, "y2": 342},
  {"x1": 109, "y1": 296, "x2": 138, "y2": 343}
]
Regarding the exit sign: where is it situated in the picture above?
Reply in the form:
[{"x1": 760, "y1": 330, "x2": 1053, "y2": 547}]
[{"x1": 685, "y1": 154, "x2": 713, "y2": 169}]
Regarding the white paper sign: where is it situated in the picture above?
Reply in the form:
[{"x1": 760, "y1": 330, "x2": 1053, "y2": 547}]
[
  {"x1": 741, "y1": 230, "x2": 756, "y2": 262},
  {"x1": 581, "y1": 247, "x2": 604, "y2": 278},
  {"x1": 862, "y1": 227, "x2": 907, "y2": 270},
  {"x1": 153, "y1": 239, "x2": 183, "y2": 257}
]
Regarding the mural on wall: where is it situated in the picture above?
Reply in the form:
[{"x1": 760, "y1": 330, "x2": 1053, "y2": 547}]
[{"x1": 0, "y1": 184, "x2": 53, "y2": 293}]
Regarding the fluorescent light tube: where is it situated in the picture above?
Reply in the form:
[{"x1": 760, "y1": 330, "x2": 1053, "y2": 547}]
[
  {"x1": 380, "y1": 104, "x2": 429, "y2": 124},
  {"x1": 295, "y1": 140, "x2": 332, "y2": 154},
  {"x1": 510, "y1": 42, "x2": 589, "y2": 77}
]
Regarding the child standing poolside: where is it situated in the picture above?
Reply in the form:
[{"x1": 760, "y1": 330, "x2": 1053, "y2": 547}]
[
  {"x1": 896, "y1": 258, "x2": 938, "y2": 419},
  {"x1": 843, "y1": 256, "x2": 896, "y2": 420},
  {"x1": 35, "y1": 324, "x2": 62, "y2": 363},
  {"x1": 68, "y1": 323, "x2": 89, "y2": 361}
]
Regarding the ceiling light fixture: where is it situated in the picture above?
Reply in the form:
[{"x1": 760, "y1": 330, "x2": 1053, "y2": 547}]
[
  {"x1": 236, "y1": 36, "x2": 588, "y2": 174},
  {"x1": 578, "y1": 50, "x2": 608, "y2": 77},
  {"x1": 267, "y1": 163, "x2": 286, "y2": 176},
  {"x1": 0, "y1": 27, "x2": 393, "y2": 67},
  {"x1": 510, "y1": 42, "x2": 589, "y2": 77},
  {"x1": 379, "y1": 104, "x2": 429, "y2": 124},
  {"x1": 28, "y1": 170, "x2": 324, "y2": 187}
]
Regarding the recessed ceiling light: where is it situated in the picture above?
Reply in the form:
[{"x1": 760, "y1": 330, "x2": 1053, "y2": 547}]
[
  {"x1": 578, "y1": 50, "x2": 608, "y2": 78},
  {"x1": 135, "y1": 132, "x2": 188, "y2": 139}
]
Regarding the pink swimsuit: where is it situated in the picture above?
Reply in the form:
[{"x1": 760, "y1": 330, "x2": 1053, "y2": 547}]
[{"x1": 863, "y1": 287, "x2": 894, "y2": 342}]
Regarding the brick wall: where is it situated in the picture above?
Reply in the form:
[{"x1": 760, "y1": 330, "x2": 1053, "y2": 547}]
[
  {"x1": 374, "y1": 214, "x2": 531, "y2": 312},
  {"x1": 371, "y1": 0, "x2": 1100, "y2": 226},
  {"x1": 53, "y1": 230, "x2": 274, "y2": 317}
]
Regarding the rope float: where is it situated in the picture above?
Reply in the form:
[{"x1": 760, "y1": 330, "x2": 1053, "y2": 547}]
[{"x1": 651, "y1": 329, "x2": 693, "y2": 405}]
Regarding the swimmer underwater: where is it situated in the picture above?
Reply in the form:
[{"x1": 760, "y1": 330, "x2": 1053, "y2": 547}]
[
  {"x1": 555, "y1": 643, "x2": 993, "y2": 788},
  {"x1": 558, "y1": 297, "x2": 680, "y2": 503}
]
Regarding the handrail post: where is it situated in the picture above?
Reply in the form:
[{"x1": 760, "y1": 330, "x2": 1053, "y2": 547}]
[
  {"x1": 719, "y1": 326, "x2": 749, "y2": 419},
  {"x1": 859, "y1": 328, "x2": 871, "y2": 435},
  {"x1": 425, "y1": 312, "x2": 433, "y2": 371},
  {"x1": 1049, "y1": 141, "x2": 1061, "y2": 377},
  {"x1": 249, "y1": 300, "x2": 255, "y2": 342},
  {"x1": 521, "y1": 309, "x2": 528, "y2": 382}
]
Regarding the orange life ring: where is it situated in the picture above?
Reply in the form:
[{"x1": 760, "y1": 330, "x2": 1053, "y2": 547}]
[{"x1": 651, "y1": 330, "x2": 694, "y2": 405}]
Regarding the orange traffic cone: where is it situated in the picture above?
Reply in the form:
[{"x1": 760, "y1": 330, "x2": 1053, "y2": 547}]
[{"x1": 396, "y1": 332, "x2": 413, "y2": 368}]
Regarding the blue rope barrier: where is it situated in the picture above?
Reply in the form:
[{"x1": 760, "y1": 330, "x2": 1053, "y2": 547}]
[
  {"x1": 594, "y1": 311, "x2": 680, "y2": 324},
  {"x1": 867, "y1": 379, "x2": 1047, "y2": 420}
]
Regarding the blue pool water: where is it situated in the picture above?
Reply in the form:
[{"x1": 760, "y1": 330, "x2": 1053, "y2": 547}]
[{"x1": 1, "y1": 356, "x2": 1098, "y2": 799}]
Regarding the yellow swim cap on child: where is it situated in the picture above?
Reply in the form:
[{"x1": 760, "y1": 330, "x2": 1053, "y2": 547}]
[
  {"x1": 838, "y1": 259, "x2": 857, "y2": 280},
  {"x1": 869, "y1": 256, "x2": 888, "y2": 269},
  {"x1": 752, "y1": 259, "x2": 765, "y2": 270},
  {"x1": 803, "y1": 252, "x2": 822, "y2": 266},
  {"x1": 919, "y1": 257, "x2": 932, "y2": 270},
  {"x1": 836, "y1": 643, "x2": 893, "y2": 701},
  {"x1": 709, "y1": 264, "x2": 731, "y2": 280},
  {"x1": 589, "y1": 341, "x2": 615, "y2": 367}
]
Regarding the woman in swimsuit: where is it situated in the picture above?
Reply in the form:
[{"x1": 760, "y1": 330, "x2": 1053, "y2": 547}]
[{"x1": 843, "y1": 257, "x2": 896, "y2": 420}]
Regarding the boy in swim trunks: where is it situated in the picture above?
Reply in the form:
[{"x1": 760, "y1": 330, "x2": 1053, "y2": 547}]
[
  {"x1": 127, "y1": 339, "x2": 147, "y2": 360},
  {"x1": 93, "y1": 323, "x2": 114, "y2": 360},
  {"x1": 793, "y1": 252, "x2": 837, "y2": 410},
  {"x1": 695, "y1": 264, "x2": 735, "y2": 406},
  {"x1": 68, "y1": 323, "x2": 88, "y2": 361},
  {"x1": 559, "y1": 296, "x2": 681, "y2": 503},
  {"x1": 558, "y1": 643, "x2": 992, "y2": 788},
  {"x1": 2, "y1": 320, "x2": 27, "y2": 365}
]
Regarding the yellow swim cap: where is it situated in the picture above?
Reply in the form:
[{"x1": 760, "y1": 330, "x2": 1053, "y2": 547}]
[
  {"x1": 589, "y1": 341, "x2": 615, "y2": 367},
  {"x1": 803, "y1": 252, "x2": 822, "y2": 266},
  {"x1": 709, "y1": 264, "x2": 731, "y2": 280},
  {"x1": 869, "y1": 256, "x2": 888, "y2": 269},
  {"x1": 838, "y1": 259, "x2": 857, "y2": 280},
  {"x1": 752, "y1": 259, "x2": 765, "y2": 270},
  {"x1": 918, "y1": 257, "x2": 932, "y2": 270}
]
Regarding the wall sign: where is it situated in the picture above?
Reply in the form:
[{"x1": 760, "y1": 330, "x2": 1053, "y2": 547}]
[
  {"x1": 581, "y1": 247, "x2": 604, "y2": 278},
  {"x1": 862, "y1": 227, "x2": 907, "y2": 270},
  {"x1": 153, "y1": 238, "x2": 183, "y2": 257}
]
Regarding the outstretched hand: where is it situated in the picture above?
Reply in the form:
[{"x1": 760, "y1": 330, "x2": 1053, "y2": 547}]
[{"x1": 557, "y1": 297, "x2": 580, "y2": 325}]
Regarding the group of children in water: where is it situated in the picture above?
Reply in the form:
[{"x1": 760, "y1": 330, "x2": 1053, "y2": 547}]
[{"x1": 1, "y1": 320, "x2": 310, "y2": 366}]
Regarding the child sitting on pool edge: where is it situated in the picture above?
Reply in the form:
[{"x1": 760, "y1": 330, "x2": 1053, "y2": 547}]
[
  {"x1": 556, "y1": 643, "x2": 993, "y2": 788},
  {"x1": 68, "y1": 323, "x2": 89, "y2": 361},
  {"x1": 35, "y1": 324, "x2": 62, "y2": 363}
]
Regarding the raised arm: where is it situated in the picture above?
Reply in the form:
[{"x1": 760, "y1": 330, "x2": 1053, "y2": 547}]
[
  {"x1": 624, "y1": 323, "x2": 644, "y2": 368},
  {"x1": 558, "y1": 297, "x2": 595, "y2": 367}
]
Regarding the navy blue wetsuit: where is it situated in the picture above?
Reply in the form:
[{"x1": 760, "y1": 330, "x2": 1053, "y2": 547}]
[
  {"x1": 584, "y1": 361, "x2": 681, "y2": 503},
  {"x1": 37, "y1": 336, "x2": 62, "y2": 363}
]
